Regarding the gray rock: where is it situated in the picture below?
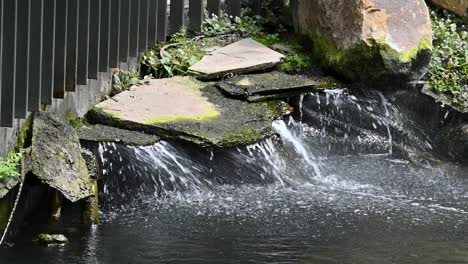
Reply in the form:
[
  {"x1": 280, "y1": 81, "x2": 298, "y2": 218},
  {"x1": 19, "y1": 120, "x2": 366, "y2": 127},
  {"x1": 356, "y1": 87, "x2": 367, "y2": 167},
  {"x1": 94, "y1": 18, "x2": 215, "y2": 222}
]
[
  {"x1": 35, "y1": 234, "x2": 69, "y2": 245},
  {"x1": 434, "y1": 123, "x2": 468, "y2": 163},
  {"x1": 188, "y1": 38, "x2": 285, "y2": 80},
  {"x1": 217, "y1": 71, "x2": 339, "y2": 102},
  {"x1": 86, "y1": 77, "x2": 290, "y2": 148},
  {"x1": 77, "y1": 124, "x2": 160, "y2": 146},
  {"x1": 30, "y1": 112, "x2": 93, "y2": 202}
]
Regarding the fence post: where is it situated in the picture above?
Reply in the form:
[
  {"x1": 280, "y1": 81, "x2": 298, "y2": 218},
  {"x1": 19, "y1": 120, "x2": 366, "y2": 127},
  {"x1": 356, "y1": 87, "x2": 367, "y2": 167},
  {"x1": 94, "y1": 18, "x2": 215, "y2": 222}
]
[
  {"x1": 225, "y1": 0, "x2": 241, "y2": 17},
  {"x1": 99, "y1": 0, "x2": 110, "y2": 72},
  {"x1": 156, "y1": 0, "x2": 167, "y2": 41},
  {"x1": 138, "y1": 0, "x2": 149, "y2": 52},
  {"x1": 88, "y1": 0, "x2": 100, "y2": 79},
  {"x1": 169, "y1": 0, "x2": 185, "y2": 35},
  {"x1": 147, "y1": 0, "x2": 158, "y2": 46},
  {"x1": 66, "y1": 0, "x2": 78, "y2": 92},
  {"x1": 128, "y1": 0, "x2": 139, "y2": 57},
  {"x1": 0, "y1": 0, "x2": 16, "y2": 127},
  {"x1": 53, "y1": 0, "x2": 67, "y2": 98},
  {"x1": 207, "y1": 0, "x2": 221, "y2": 17},
  {"x1": 77, "y1": 0, "x2": 89, "y2": 85},
  {"x1": 119, "y1": 0, "x2": 130, "y2": 63},
  {"x1": 41, "y1": 0, "x2": 55, "y2": 106},
  {"x1": 188, "y1": 0, "x2": 204, "y2": 33},
  {"x1": 28, "y1": 0, "x2": 43, "y2": 112},
  {"x1": 15, "y1": 0, "x2": 30, "y2": 118},
  {"x1": 108, "y1": 0, "x2": 120, "y2": 68}
]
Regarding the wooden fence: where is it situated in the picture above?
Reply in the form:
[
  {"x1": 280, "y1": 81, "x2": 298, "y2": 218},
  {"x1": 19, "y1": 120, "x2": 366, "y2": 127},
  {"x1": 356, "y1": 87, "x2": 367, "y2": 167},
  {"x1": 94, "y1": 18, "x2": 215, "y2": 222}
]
[{"x1": 0, "y1": 0, "x2": 259, "y2": 128}]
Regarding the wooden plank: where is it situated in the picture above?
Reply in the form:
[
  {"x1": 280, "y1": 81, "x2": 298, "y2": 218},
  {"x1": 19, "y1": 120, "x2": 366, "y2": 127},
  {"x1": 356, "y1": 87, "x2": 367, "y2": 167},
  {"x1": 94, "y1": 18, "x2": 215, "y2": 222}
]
[
  {"x1": 156, "y1": 0, "x2": 167, "y2": 42},
  {"x1": 147, "y1": 0, "x2": 158, "y2": 46},
  {"x1": 77, "y1": 0, "x2": 89, "y2": 84},
  {"x1": 169, "y1": 0, "x2": 185, "y2": 35},
  {"x1": 88, "y1": 0, "x2": 100, "y2": 78},
  {"x1": 28, "y1": 0, "x2": 43, "y2": 111},
  {"x1": 119, "y1": 0, "x2": 130, "y2": 62},
  {"x1": 108, "y1": 0, "x2": 119, "y2": 68},
  {"x1": 206, "y1": 0, "x2": 221, "y2": 17},
  {"x1": 129, "y1": 0, "x2": 139, "y2": 57},
  {"x1": 249, "y1": 0, "x2": 262, "y2": 15},
  {"x1": 41, "y1": 0, "x2": 55, "y2": 105},
  {"x1": 66, "y1": 0, "x2": 78, "y2": 91},
  {"x1": 138, "y1": 0, "x2": 149, "y2": 52},
  {"x1": 0, "y1": 0, "x2": 15, "y2": 127},
  {"x1": 53, "y1": 0, "x2": 67, "y2": 99},
  {"x1": 98, "y1": 0, "x2": 110, "y2": 72},
  {"x1": 15, "y1": 0, "x2": 30, "y2": 118},
  {"x1": 188, "y1": 0, "x2": 204, "y2": 33},
  {"x1": 225, "y1": 0, "x2": 241, "y2": 17}
]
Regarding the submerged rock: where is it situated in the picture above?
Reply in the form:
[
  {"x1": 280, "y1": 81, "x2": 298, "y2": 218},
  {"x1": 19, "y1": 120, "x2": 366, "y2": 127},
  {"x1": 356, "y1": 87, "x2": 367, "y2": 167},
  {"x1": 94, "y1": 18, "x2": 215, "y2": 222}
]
[
  {"x1": 86, "y1": 77, "x2": 289, "y2": 148},
  {"x1": 434, "y1": 124, "x2": 468, "y2": 163},
  {"x1": 77, "y1": 124, "x2": 160, "y2": 146},
  {"x1": 291, "y1": 0, "x2": 433, "y2": 82},
  {"x1": 30, "y1": 112, "x2": 93, "y2": 203},
  {"x1": 35, "y1": 234, "x2": 69, "y2": 246},
  {"x1": 429, "y1": 0, "x2": 467, "y2": 17},
  {"x1": 217, "y1": 71, "x2": 339, "y2": 102},
  {"x1": 188, "y1": 38, "x2": 285, "y2": 80}
]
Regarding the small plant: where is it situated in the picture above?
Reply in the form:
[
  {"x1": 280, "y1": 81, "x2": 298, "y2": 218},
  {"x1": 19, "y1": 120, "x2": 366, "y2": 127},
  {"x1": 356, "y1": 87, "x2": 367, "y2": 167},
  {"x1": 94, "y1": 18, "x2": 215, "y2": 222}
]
[
  {"x1": 429, "y1": 9, "x2": 468, "y2": 110},
  {"x1": 112, "y1": 69, "x2": 152, "y2": 93},
  {"x1": 279, "y1": 53, "x2": 312, "y2": 73},
  {"x1": 64, "y1": 112, "x2": 86, "y2": 129},
  {"x1": 202, "y1": 12, "x2": 262, "y2": 37},
  {"x1": 0, "y1": 150, "x2": 23, "y2": 180}
]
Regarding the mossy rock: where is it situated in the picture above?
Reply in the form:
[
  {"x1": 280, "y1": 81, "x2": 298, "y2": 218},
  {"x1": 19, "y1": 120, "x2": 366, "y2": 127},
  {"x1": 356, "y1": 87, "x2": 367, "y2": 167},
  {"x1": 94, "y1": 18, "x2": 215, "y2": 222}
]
[{"x1": 86, "y1": 77, "x2": 290, "y2": 148}]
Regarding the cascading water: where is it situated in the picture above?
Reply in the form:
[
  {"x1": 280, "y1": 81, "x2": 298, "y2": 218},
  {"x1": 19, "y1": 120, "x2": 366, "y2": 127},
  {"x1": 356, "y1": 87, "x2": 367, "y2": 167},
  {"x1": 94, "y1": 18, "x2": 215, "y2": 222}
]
[{"x1": 1, "y1": 88, "x2": 467, "y2": 264}]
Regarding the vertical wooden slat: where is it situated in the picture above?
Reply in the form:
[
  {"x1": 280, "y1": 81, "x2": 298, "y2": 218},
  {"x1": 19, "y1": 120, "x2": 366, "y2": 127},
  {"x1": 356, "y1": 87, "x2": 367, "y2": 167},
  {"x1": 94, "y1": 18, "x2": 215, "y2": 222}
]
[
  {"x1": 99, "y1": 0, "x2": 110, "y2": 72},
  {"x1": 65, "y1": 0, "x2": 78, "y2": 92},
  {"x1": 138, "y1": 0, "x2": 149, "y2": 52},
  {"x1": 206, "y1": 0, "x2": 221, "y2": 17},
  {"x1": 188, "y1": 0, "x2": 204, "y2": 33},
  {"x1": 15, "y1": 0, "x2": 30, "y2": 118},
  {"x1": 0, "y1": 0, "x2": 15, "y2": 126},
  {"x1": 156, "y1": 0, "x2": 167, "y2": 42},
  {"x1": 28, "y1": 0, "x2": 43, "y2": 111},
  {"x1": 129, "y1": 0, "x2": 139, "y2": 57},
  {"x1": 108, "y1": 0, "x2": 119, "y2": 67},
  {"x1": 250, "y1": 0, "x2": 262, "y2": 15},
  {"x1": 53, "y1": 0, "x2": 67, "y2": 99},
  {"x1": 77, "y1": 0, "x2": 89, "y2": 84},
  {"x1": 41, "y1": 0, "x2": 55, "y2": 106},
  {"x1": 169, "y1": 0, "x2": 185, "y2": 35},
  {"x1": 119, "y1": 0, "x2": 130, "y2": 62},
  {"x1": 88, "y1": 0, "x2": 100, "y2": 79},
  {"x1": 225, "y1": 0, "x2": 241, "y2": 17},
  {"x1": 147, "y1": 0, "x2": 158, "y2": 46}
]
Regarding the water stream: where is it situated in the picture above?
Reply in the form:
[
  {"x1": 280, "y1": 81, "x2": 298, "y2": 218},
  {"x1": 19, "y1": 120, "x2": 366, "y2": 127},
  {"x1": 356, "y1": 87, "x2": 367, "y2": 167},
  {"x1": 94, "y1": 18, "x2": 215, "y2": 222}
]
[{"x1": 1, "y1": 89, "x2": 467, "y2": 263}]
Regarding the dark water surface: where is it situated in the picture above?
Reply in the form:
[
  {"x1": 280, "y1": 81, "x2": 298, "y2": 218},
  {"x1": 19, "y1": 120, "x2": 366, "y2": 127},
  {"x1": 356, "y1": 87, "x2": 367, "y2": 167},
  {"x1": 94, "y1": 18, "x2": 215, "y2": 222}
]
[{"x1": 1, "y1": 90, "x2": 467, "y2": 264}]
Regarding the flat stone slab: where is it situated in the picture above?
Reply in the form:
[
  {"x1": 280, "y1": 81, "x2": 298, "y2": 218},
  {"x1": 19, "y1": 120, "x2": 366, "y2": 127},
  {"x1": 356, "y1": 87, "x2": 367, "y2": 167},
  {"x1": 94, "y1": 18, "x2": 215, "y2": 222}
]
[
  {"x1": 217, "y1": 71, "x2": 339, "y2": 102},
  {"x1": 87, "y1": 77, "x2": 289, "y2": 148},
  {"x1": 77, "y1": 125, "x2": 160, "y2": 146},
  {"x1": 30, "y1": 112, "x2": 93, "y2": 202},
  {"x1": 188, "y1": 38, "x2": 285, "y2": 80}
]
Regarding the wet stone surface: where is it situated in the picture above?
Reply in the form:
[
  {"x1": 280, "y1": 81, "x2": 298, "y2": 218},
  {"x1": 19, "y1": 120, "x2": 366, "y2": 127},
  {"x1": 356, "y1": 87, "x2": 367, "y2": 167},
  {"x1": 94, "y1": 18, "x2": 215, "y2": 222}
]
[
  {"x1": 77, "y1": 124, "x2": 160, "y2": 146},
  {"x1": 188, "y1": 38, "x2": 285, "y2": 80},
  {"x1": 87, "y1": 77, "x2": 290, "y2": 148},
  {"x1": 217, "y1": 71, "x2": 338, "y2": 102}
]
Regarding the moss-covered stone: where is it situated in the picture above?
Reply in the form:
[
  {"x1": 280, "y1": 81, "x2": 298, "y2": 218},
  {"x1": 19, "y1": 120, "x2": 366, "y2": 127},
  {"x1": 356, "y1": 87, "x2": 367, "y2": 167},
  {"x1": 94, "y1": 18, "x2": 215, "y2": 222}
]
[
  {"x1": 87, "y1": 78, "x2": 290, "y2": 148},
  {"x1": 77, "y1": 124, "x2": 160, "y2": 146}
]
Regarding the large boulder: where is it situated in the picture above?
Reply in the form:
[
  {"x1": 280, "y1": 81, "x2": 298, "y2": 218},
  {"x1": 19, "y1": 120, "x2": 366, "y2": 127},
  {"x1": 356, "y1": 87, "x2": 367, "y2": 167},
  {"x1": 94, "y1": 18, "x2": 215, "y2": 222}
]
[
  {"x1": 429, "y1": 0, "x2": 467, "y2": 17},
  {"x1": 291, "y1": 0, "x2": 433, "y2": 82},
  {"x1": 30, "y1": 112, "x2": 94, "y2": 202}
]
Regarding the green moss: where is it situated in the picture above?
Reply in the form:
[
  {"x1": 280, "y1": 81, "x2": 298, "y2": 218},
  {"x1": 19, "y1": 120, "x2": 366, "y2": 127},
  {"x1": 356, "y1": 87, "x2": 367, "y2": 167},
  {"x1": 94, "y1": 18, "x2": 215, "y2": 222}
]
[
  {"x1": 306, "y1": 31, "x2": 432, "y2": 81},
  {"x1": 220, "y1": 128, "x2": 264, "y2": 147},
  {"x1": 57, "y1": 152, "x2": 65, "y2": 159},
  {"x1": 81, "y1": 180, "x2": 99, "y2": 225},
  {"x1": 64, "y1": 112, "x2": 86, "y2": 129}
]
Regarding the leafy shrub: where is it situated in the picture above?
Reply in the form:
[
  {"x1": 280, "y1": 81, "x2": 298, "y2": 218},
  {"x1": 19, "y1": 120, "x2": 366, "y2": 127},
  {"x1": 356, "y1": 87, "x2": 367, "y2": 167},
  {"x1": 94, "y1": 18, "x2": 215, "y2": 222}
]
[
  {"x1": 0, "y1": 151, "x2": 23, "y2": 180},
  {"x1": 429, "y1": 10, "x2": 468, "y2": 109}
]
